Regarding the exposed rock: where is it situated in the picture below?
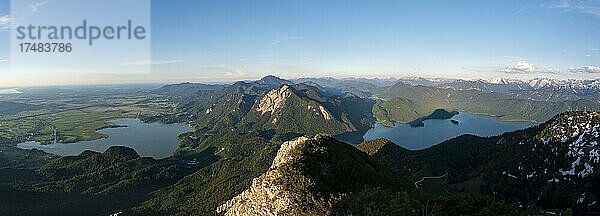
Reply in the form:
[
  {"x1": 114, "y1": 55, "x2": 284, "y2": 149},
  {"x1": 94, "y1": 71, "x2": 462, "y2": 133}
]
[
  {"x1": 318, "y1": 105, "x2": 333, "y2": 120},
  {"x1": 256, "y1": 85, "x2": 292, "y2": 115},
  {"x1": 216, "y1": 137, "x2": 309, "y2": 216}
]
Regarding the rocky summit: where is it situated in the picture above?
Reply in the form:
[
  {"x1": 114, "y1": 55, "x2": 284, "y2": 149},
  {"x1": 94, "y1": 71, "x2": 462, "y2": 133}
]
[{"x1": 216, "y1": 137, "x2": 309, "y2": 216}]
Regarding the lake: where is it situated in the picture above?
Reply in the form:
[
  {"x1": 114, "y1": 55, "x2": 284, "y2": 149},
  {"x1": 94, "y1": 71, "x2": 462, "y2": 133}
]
[
  {"x1": 0, "y1": 88, "x2": 22, "y2": 94},
  {"x1": 17, "y1": 118, "x2": 194, "y2": 159},
  {"x1": 363, "y1": 112, "x2": 535, "y2": 150}
]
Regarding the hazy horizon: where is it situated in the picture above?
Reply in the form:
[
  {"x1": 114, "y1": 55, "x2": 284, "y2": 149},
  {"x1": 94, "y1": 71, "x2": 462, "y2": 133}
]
[
  {"x1": 1, "y1": 73, "x2": 599, "y2": 89},
  {"x1": 1, "y1": 0, "x2": 599, "y2": 87}
]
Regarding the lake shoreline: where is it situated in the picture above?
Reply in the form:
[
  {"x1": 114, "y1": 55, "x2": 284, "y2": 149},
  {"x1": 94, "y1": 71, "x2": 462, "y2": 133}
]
[
  {"x1": 377, "y1": 110, "x2": 539, "y2": 128},
  {"x1": 364, "y1": 112, "x2": 535, "y2": 150},
  {"x1": 16, "y1": 118, "x2": 193, "y2": 159}
]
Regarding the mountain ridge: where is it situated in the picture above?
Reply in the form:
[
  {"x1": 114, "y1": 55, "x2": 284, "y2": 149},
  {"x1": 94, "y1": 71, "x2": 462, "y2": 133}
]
[
  {"x1": 216, "y1": 134, "x2": 522, "y2": 215},
  {"x1": 359, "y1": 111, "x2": 600, "y2": 214}
]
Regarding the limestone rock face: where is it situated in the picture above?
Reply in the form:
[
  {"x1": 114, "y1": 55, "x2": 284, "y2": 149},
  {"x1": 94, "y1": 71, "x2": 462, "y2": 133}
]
[
  {"x1": 256, "y1": 85, "x2": 292, "y2": 115},
  {"x1": 216, "y1": 137, "x2": 310, "y2": 216}
]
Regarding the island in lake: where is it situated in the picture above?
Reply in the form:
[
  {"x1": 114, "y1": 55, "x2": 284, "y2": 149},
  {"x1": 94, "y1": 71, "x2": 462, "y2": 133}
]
[{"x1": 408, "y1": 109, "x2": 459, "y2": 127}]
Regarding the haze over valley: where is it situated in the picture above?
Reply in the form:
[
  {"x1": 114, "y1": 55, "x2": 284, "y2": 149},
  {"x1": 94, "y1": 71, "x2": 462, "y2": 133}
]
[
  {"x1": 1, "y1": 75, "x2": 600, "y2": 215},
  {"x1": 2, "y1": 0, "x2": 600, "y2": 215}
]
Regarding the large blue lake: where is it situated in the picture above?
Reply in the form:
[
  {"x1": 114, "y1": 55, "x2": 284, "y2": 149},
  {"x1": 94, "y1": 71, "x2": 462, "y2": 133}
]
[
  {"x1": 17, "y1": 118, "x2": 193, "y2": 159},
  {"x1": 363, "y1": 112, "x2": 535, "y2": 150}
]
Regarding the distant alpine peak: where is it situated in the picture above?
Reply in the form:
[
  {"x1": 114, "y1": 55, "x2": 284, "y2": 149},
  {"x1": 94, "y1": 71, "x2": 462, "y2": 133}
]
[
  {"x1": 467, "y1": 77, "x2": 600, "y2": 90},
  {"x1": 259, "y1": 74, "x2": 281, "y2": 80},
  {"x1": 486, "y1": 77, "x2": 519, "y2": 85},
  {"x1": 256, "y1": 75, "x2": 292, "y2": 85},
  {"x1": 528, "y1": 78, "x2": 557, "y2": 88},
  {"x1": 486, "y1": 77, "x2": 506, "y2": 84},
  {"x1": 407, "y1": 76, "x2": 456, "y2": 82}
]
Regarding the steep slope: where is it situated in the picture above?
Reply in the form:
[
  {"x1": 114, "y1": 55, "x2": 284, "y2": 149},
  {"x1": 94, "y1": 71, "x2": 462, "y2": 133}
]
[
  {"x1": 216, "y1": 135, "x2": 409, "y2": 215},
  {"x1": 192, "y1": 82, "x2": 259, "y2": 130},
  {"x1": 239, "y1": 84, "x2": 373, "y2": 138},
  {"x1": 166, "y1": 79, "x2": 376, "y2": 154},
  {"x1": 217, "y1": 135, "x2": 522, "y2": 216},
  {"x1": 215, "y1": 137, "x2": 313, "y2": 215},
  {"x1": 170, "y1": 76, "x2": 294, "y2": 132},
  {"x1": 360, "y1": 111, "x2": 600, "y2": 214},
  {"x1": 133, "y1": 130, "x2": 281, "y2": 215},
  {"x1": 174, "y1": 77, "x2": 376, "y2": 150}
]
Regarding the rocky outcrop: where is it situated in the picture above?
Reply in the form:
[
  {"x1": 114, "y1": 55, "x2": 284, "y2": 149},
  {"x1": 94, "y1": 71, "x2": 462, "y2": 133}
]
[
  {"x1": 215, "y1": 136, "x2": 309, "y2": 216},
  {"x1": 256, "y1": 85, "x2": 293, "y2": 115}
]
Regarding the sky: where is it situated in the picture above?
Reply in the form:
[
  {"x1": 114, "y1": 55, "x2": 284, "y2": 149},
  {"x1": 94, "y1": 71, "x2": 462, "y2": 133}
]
[{"x1": 0, "y1": 0, "x2": 599, "y2": 87}]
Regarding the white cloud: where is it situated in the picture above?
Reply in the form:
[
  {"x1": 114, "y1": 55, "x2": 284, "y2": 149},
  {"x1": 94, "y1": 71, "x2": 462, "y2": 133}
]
[
  {"x1": 224, "y1": 70, "x2": 248, "y2": 78},
  {"x1": 502, "y1": 60, "x2": 560, "y2": 74},
  {"x1": 1, "y1": 1, "x2": 50, "y2": 31},
  {"x1": 570, "y1": 65, "x2": 600, "y2": 73},
  {"x1": 120, "y1": 60, "x2": 185, "y2": 66},
  {"x1": 544, "y1": 0, "x2": 600, "y2": 17},
  {"x1": 0, "y1": 57, "x2": 8, "y2": 63},
  {"x1": 31, "y1": 0, "x2": 49, "y2": 12},
  {"x1": 0, "y1": 15, "x2": 11, "y2": 30},
  {"x1": 0, "y1": 1, "x2": 49, "y2": 31}
]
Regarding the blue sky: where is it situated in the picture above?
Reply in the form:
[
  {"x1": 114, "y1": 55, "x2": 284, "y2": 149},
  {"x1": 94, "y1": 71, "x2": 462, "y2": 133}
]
[{"x1": 1, "y1": 0, "x2": 600, "y2": 86}]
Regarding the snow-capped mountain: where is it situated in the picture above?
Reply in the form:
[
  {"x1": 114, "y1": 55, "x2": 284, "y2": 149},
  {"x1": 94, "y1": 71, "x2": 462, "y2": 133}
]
[
  {"x1": 486, "y1": 77, "x2": 522, "y2": 85},
  {"x1": 394, "y1": 77, "x2": 600, "y2": 102}
]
